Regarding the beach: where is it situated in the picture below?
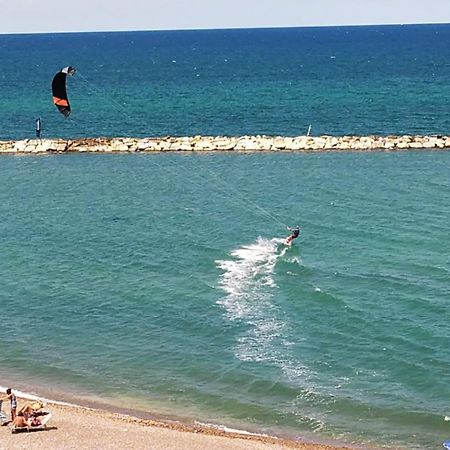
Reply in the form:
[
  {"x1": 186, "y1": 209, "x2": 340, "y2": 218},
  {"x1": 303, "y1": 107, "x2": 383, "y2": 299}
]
[
  {"x1": 0, "y1": 399, "x2": 352, "y2": 450},
  {"x1": 2, "y1": 25, "x2": 449, "y2": 449},
  {"x1": 1, "y1": 149, "x2": 448, "y2": 449}
]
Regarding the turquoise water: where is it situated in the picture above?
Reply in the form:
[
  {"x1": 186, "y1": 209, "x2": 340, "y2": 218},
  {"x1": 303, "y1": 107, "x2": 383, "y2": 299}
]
[
  {"x1": 2, "y1": 24, "x2": 450, "y2": 448},
  {"x1": 2, "y1": 24, "x2": 450, "y2": 140},
  {"x1": 1, "y1": 151, "x2": 449, "y2": 448}
]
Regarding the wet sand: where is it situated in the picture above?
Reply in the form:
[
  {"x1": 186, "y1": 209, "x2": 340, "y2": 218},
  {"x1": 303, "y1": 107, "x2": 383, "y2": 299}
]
[{"x1": 0, "y1": 401, "x2": 354, "y2": 450}]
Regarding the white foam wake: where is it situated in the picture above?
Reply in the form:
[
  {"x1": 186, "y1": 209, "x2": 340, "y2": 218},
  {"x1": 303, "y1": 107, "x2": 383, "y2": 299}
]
[
  {"x1": 216, "y1": 237, "x2": 307, "y2": 375},
  {"x1": 216, "y1": 237, "x2": 283, "y2": 320},
  {"x1": 216, "y1": 238, "x2": 325, "y2": 430}
]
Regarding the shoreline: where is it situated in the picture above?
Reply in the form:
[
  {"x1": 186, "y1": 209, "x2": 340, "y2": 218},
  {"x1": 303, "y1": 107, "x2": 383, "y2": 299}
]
[
  {"x1": 1, "y1": 134, "x2": 450, "y2": 154},
  {"x1": 0, "y1": 136, "x2": 406, "y2": 449},
  {"x1": 0, "y1": 390, "x2": 358, "y2": 450},
  {"x1": 0, "y1": 380, "x2": 360, "y2": 450}
]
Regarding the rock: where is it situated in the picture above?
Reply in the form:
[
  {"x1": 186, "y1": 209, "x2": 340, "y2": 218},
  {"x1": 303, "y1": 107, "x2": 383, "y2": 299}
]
[
  {"x1": 157, "y1": 141, "x2": 172, "y2": 151},
  {"x1": 235, "y1": 138, "x2": 259, "y2": 151},
  {"x1": 421, "y1": 139, "x2": 437, "y2": 148},
  {"x1": 14, "y1": 140, "x2": 29, "y2": 152},
  {"x1": 110, "y1": 140, "x2": 130, "y2": 152},
  {"x1": 213, "y1": 138, "x2": 236, "y2": 151},
  {"x1": 137, "y1": 139, "x2": 159, "y2": 151},
  {"x1": 283, "y1": 138, "x2": 296, "y2": 150},
  {"x1": 396, "y1": 140, "x2": 410, "y2": 149},
  {"x1": 272, "y1": 137, "x2": 287, "y2": 149},
  {"x1": 170, "y1": 141, "x2": 193, "y2": 151},
  {"x1": 1, "y1": 135, "x2": 450, "y2": 154}
]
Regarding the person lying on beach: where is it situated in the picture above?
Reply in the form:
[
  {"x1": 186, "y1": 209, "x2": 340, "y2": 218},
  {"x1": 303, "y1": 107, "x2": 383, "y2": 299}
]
[
  {"x1": 12, "y1": 414, "x2": 28, "y2": 429},
  {"x1": 12, "y1": 413, "x2": 44, "y2": 429},
  {"x1": 284, "y1": 226, "x2": 300, "y2": 246},
  {"x1": 12, "y1": 404, "x2": 51, "y2": 429},
  {"x1": 18, "y1": 400, "x2": 45, "y2": 419},
  {"x1": 0, "y1": 389, "x2": 17, "y2": 421}
]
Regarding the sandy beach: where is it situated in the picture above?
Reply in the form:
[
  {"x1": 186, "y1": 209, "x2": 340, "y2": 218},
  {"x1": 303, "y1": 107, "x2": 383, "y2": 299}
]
[{"x1": 0, "y1": 400, "x2": 354, "y2": 450}]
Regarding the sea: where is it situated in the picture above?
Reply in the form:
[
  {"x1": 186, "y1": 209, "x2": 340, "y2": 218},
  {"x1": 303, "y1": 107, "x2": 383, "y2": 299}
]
[{"x1": 0, "y1": 25, "x2": 449, "y2": 449}]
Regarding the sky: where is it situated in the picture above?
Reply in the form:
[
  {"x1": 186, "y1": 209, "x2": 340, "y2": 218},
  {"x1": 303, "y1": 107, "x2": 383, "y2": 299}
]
[{"x1": 2, "y1": 0, "x2": 450, "y2": 34}]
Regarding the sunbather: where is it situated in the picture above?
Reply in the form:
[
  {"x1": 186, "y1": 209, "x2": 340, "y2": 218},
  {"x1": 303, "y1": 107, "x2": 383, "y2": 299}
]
[
  {"x1": 11, "y1": 407, "x2": 52, "y2": 433},
  {"x1": 18, "y1": 400, "x2": 44, "y2": 419},
  {"x1": 12, "y1": 414, "x2": 28, "y2": 429}
]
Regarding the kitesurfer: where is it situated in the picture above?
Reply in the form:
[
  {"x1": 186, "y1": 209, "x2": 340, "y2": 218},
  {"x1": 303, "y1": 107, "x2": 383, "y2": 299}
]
[{"x1": 284, "y1": 226, "x2": 300, "y2": 246}]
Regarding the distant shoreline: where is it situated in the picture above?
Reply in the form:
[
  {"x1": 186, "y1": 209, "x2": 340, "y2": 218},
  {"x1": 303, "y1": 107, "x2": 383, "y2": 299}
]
[{"x1": 1, "y1": 135, "x2": 450, "y2": 154}]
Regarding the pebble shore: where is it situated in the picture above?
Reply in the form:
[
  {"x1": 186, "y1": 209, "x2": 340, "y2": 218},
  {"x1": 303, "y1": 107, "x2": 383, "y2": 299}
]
[
  {"x1": 0, "y1": 400, "x2": 353, "y2": 450},
  {"x1": 1, "y1": 134, "x2": 450, "y2": 154}
]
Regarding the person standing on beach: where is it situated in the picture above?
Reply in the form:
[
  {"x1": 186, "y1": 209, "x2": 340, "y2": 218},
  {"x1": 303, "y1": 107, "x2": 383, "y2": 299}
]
[{"x1": 1, "y1": 388, "x2": 17, "y2": 421}]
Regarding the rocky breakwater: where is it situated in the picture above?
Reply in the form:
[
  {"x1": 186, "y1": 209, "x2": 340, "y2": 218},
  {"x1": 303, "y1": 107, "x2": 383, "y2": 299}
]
[{"x1": 1, "y1": 135, "x2": 450, "y2": 154}]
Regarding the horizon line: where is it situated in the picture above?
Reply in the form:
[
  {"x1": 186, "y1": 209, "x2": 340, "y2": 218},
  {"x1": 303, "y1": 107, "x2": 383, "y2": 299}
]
[{"x1": 1, "y1": 21, "x2": 449, "y2": 36}]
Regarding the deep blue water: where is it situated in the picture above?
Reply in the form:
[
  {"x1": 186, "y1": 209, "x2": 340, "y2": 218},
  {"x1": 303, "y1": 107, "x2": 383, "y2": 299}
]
[
  {"x1": 1, "y1": 24, "x2": 450, "y2": 140},
  {"x1": 1, "y1": 26, "x2": 450, "y2": 450}
]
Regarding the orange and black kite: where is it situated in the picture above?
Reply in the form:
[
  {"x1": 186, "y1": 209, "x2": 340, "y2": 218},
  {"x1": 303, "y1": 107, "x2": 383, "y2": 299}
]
[{"x1": 52, "y1": 66, "x2": 76, "y2": 117}]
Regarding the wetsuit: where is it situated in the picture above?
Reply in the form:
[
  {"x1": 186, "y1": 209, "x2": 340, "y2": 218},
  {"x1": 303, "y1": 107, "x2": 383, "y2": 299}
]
[{"x1": 285, "y1": 227, "x2": 300, "y2": 245}]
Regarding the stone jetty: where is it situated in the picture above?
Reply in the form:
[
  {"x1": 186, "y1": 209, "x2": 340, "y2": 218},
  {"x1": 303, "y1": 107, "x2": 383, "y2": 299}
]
[{"x1": 1, "y1": 135, "x2": 450, "y2": 154}]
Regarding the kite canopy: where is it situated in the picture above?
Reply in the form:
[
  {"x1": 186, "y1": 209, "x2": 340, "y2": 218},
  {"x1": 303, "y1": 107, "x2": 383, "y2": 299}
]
[{"x1": 52, "y1": 66, "x2": 76, "y2": 117}]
